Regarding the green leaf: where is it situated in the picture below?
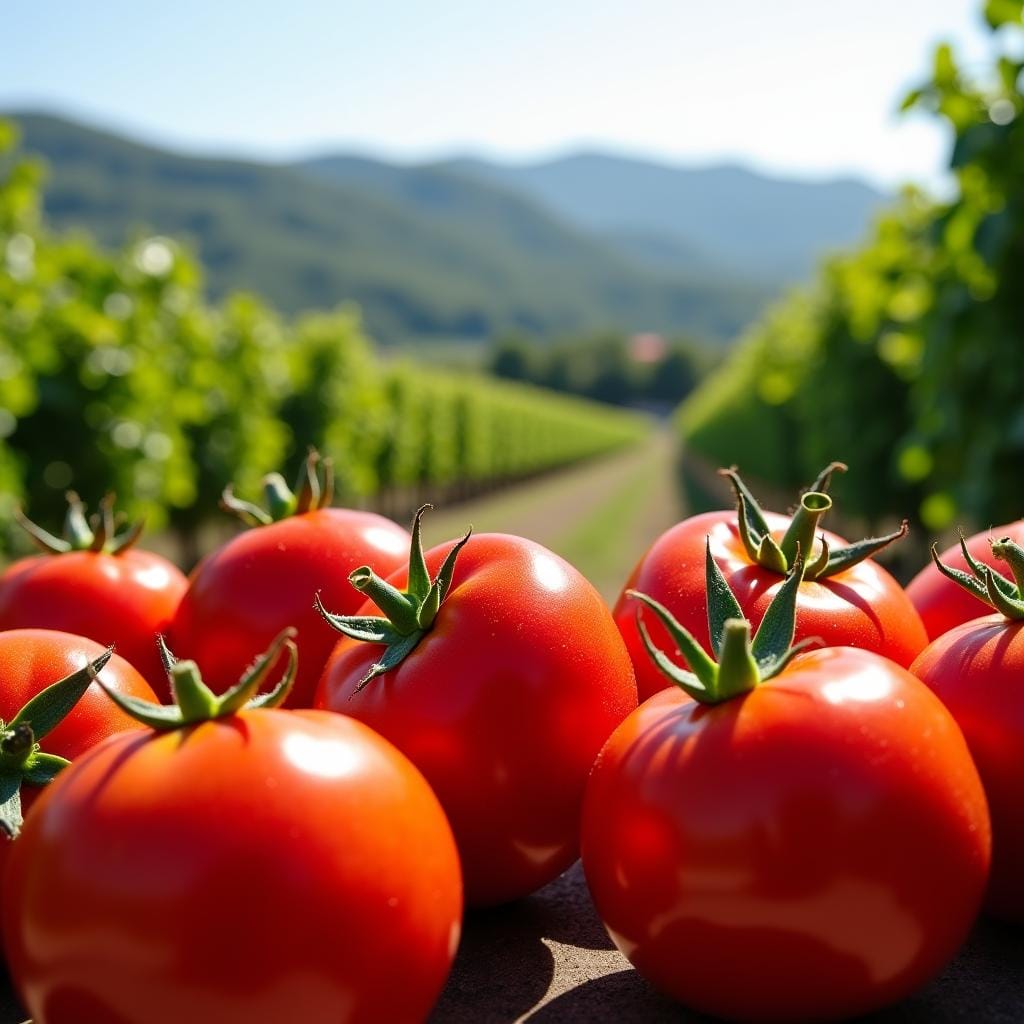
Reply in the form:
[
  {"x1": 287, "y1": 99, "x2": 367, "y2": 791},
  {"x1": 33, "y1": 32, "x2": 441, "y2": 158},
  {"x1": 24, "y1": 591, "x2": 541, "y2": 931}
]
[
  {"x1": 704, "y1": 538, "x2": 743, "y2": 658},
  {"x1": 407, "y1": 504, "x2": 433, "y2": 601},
  {"x1": 314, "y1": 599, "x2": 405, "y2": 645},
  {"x1": 22, "y1": 752, "x2": 71, "y2": 786},
  {"x1": 10, "y1": 647, "x2": 113, "y2": 741},
  {"x1": 627, "y1": 589, "x2": 718, "y2": 692},
  {"x1": 0, "y1": 773, "x2": 24, "y2": 839},
  {"x1": 353, "y1": 631, "x2": 425, "y2": 694},
  {"x1": 217, "y1": 628, "x2": 296, "y2": 714},
  {"x1": 719, "y1": 467, "x2": 770, "y2": 538},
  {"x1": 635, "y1": 617, "x2": 708, "y2": 702},
  {"x1": 752, "y1": 554, "x2": 805, "y2": 672},
  {"x1": 818, "y1": 521, "x2": 908, "y2": 579}
]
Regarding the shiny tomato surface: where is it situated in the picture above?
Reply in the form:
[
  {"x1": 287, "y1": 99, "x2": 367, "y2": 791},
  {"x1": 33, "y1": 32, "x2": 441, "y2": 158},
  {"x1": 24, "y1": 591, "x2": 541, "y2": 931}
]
[
  {"x1": 0, "y1": 550, "x2": 186, "y2": 695},
  {"x1": 0, "y1": 629, "x2": 154, "y2": 877},
  {"x1": 170, "y1": 509, "x2": 409, "y2": 707},
  {"x1": 3, "y1": 709, "x2": 462, "y2": 1024},
  {"x1": 582, "y1": 647, "x2": 990, "y2": 1022},
  {"x1": 906, "y1": 521, "x2": 1024, "y2": 640},
  {"x1": 912, "y1": 614, "x2": 1024, "y2": 920},
  {"x1": 317, "y1": 533, "x2": 638, "y2": 907},
  {"x1": 616, "y1": 510, "x2": 928, "y2": 702}
]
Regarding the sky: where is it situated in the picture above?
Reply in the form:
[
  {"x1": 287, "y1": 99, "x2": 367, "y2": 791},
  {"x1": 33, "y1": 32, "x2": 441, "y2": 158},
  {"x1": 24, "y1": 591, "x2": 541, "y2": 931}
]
[{"x1": 0, "y1": 0, "x2": 1002, "y2": 188}]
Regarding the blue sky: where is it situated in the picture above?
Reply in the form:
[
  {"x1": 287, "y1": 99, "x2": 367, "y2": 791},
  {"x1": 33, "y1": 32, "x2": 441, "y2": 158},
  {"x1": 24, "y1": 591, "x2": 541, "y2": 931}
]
[{"x1": 1, "y1": 0, "x2": 999, "y2": 187}]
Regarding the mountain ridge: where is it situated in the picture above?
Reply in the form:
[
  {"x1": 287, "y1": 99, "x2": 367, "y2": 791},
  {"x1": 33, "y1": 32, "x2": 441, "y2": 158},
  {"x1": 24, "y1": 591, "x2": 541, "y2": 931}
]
[{"x1": 5, "y1": 110, "x2": 886, "y2": 344}]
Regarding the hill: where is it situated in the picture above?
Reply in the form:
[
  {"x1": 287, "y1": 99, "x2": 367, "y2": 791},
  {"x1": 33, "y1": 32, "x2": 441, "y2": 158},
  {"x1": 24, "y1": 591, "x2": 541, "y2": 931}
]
[
  {"x1": 444, "y1": 152, "x2": 888, "y2": 284},
  {"x1": 9, "y1": 113, "x2": 768, "y2": 344}
]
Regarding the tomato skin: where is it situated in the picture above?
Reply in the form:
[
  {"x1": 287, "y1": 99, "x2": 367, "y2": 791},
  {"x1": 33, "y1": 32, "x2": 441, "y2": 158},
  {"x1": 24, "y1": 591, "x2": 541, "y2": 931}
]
[
  {"x1": 316, "y1": 533, "x2": 638, "y2": 907},
  {"x1": 0, "y1": 629, "x2": 154, "y2": 879},
  {"x1": 906, "y1": 521, "x2": 1024, "y2": 640},
  {"x1": 3, "y1": 708, "x2": 462, "y2": 1024},
  {"x1": 911, "y1": 615, "x2": 1024, "y2": 921},
  {"x1": 170, "y1": 509, "x2": 410, "y2": 708},
  {"x1": 0, "y1": 550, "x2": 186, "y2": 695},
  {"x1": 615, "y1": 510, "x2": 928, "y2": 702},
  {"x1": 582, "y1": 647, "x2": 989, "y2": 1022}
]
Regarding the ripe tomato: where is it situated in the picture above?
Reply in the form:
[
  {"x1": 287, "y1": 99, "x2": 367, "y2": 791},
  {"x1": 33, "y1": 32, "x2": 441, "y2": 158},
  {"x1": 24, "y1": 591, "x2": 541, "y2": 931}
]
[
  {"x1": 316, "y1": 515, "x2": 637, "y2": 907},
  {"x1": 0, "y1": 496, "x2": 186, "y2": 695},
  {"x1": 169, "y1": 453, "x2": 409, "y2": 708},
  {"x1": 910, "y1": 535, "x2": 1024, "y2": 921},
  {"x1": 616, "y1": 466, "x2": 927, "y2": 702},
  {"x1": 3, "y1": 644, "x2": 462, "y2": 1024},
  {"x1": 583, "y1": 647, "x2": 990, "y2": 1022},
  {"x1": 906, "y1": 520, "x2": 1024, "y2": 640},
  {"x1": 0, "y1": 629, "x2": 155, "y2": 878}
]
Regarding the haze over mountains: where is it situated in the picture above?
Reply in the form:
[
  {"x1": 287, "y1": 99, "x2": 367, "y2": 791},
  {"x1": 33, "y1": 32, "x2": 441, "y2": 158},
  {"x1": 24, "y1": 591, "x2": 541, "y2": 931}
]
[{"x1": 8, "y1": 112, "x2": 888, "y2": 346}]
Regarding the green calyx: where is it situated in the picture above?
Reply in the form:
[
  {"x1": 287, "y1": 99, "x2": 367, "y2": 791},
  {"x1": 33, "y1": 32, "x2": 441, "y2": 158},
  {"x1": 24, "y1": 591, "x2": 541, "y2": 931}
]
[
  {"x1": 0, "y1": 646, "x2": 113, "y2": 839},
  {"x1": 719, "y1": 462, "x2": 908, "y2": 580},
  {"x1": 930, "y1": 534, "x2": 1024, "y2": 620},
  {"x1": 629, "y1": 539, "x2": 818, "y2": 704},
  {"x1": 315, "y1": 504, "x2": 472, "y2": 693},
  {"x1": 95, "y1": 629, "x2": 298, "y2": 731},
  {"x1": 16, "y1": 492, "x2": 145, "y2": 556},
  {"x1": 220, "y1": 448, "x2": 335, "y2": 527}
]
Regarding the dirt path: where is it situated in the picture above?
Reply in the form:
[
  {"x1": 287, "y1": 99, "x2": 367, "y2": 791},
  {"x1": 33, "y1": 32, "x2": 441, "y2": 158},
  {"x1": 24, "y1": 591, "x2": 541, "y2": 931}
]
[{"x1": 422, "y1": 430, "x2": 685, "y2": 601}]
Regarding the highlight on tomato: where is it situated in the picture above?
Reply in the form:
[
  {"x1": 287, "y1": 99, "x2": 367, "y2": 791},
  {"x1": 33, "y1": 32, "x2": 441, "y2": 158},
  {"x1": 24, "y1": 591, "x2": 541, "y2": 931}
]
[
  {"x1": 0, "y1": 492, "x2": 187, "y2": 694},
  {"x1": 169, "y1": 449, "x2": 410, "y2": 708},
  {"x1": 907, "y1": 518, "x2": 1024, "y2": 640},
  {"x1": 583, "y1": 543, "x2": 990, "y2": 1022},
  {"x1": 911, "y1": 534, "x2": 1024, "y2": 922},
  {"x1": 0, "y1": 629, "x2": 156, "y2": 879},
  {"x1": 315, "y1": 505, "x2": 638, "y2": 907},
  {"x1": 614, "y1": 461, "x2": 928, "y2": 702},
  {"x1": 3, "y1": 630, "x2": 462, "y2": 1024}
]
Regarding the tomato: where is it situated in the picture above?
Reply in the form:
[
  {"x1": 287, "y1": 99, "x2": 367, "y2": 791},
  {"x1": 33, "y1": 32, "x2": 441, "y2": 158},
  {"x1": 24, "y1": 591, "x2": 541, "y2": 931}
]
[
  {"x1": 0, "y1": 496, "x2": 187, "y2": 695},
  {"x1": 910, "y1": 535, "x2": 1024, "y2": 921},
  {"x1": 0, "y1": 629, "x2": 155, "y2": 879},
  {"x1": 316, "y1": 512, "x2": 637, "y2": 907},
  {"x1": 906, "y1": 520, "x2": 1024, "y2": 640},
  {"x1": 169, "y1": 453, "x2": 409, "y2": 708},
  {"x1": 585, "y1": 552, "x2": 989, "y2": 1023},
  {"x1": 3, "y1": 638, "x2": 462, "y2": 1024},
  {"x1": 616, "y1": 466, "x2": 927, "y2": 702}
]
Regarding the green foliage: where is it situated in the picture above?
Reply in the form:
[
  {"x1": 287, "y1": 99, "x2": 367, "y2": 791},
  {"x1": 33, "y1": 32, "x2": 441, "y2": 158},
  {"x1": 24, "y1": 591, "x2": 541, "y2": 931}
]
[
  {"x1": 0, "y1": 126, "x2": 645, "y2": 555},
  {"x1": 681, "y1": 4, "x2": 1024, "y2": 533}
]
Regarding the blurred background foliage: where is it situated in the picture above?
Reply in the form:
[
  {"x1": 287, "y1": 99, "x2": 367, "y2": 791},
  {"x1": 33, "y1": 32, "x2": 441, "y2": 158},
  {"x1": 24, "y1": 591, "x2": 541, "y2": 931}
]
[
  {"x1": 681, "y1": 0, "x2": 1024, "y2": 538},
  {"x1": 0, "y1": 122, "x2": 645, "y2": 559}
]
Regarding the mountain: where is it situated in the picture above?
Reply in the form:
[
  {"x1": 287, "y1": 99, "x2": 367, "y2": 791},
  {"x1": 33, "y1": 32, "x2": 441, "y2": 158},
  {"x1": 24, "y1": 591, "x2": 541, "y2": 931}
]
[
  {"x1": 443, "y1": 153, "x2": 888, "y2": 284},
  {"x1": 8, "y1": 113, "x2": 769, "y2": 345}
]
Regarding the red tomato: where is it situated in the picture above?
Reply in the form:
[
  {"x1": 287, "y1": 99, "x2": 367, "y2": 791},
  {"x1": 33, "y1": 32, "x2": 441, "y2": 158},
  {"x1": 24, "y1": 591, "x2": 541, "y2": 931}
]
[
  {"x1": 316, "y1": 533, "x2": 638, "y2": 907},
  {"x1": 3, "y1": 709, "x2": 462, "y2": 1024},
  {"x1": 616, "y1": 509, "x2": 927, "y2": 702},
  {"x1": 0, "y1": 629, "x2": 154, "y2": 876},
  {"x1": 911, "y1": 613, "x2": 1024, "y2": 921},
  {"x1": 582, "y1": 647, "x2": 990, "y2": 1022},
  {"x1": 171, "y1": 508, "x2": 409, "y2": 708},
  {"x1": 0, "y1": 550, "x2": 186, "y2": 696},
  {"x1": 907, "y1": 520, "x2": 1024, "y2": 640}
]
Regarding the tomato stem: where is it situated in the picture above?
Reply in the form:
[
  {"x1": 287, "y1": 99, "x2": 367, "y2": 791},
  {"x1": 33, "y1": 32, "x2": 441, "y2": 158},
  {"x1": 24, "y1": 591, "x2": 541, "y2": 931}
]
[
  {"x1": 993, "y1": 538, "x2": 1024, "y2": 595},
  {"x1": 0, "y1": 646, "x2": 114, "y2": 838},
  {"x1": 95, "y1": 630, "x2": 299, "y2": 731},
  {"x1": 220, "y1": 448, "x2": 335, "y2": 527},
  {"x1": 779, "y1": 492, "x2": 832, "y2": 567},
  {"x1": 316, "y1": 505, "x2": 472, "y2": 691},
  {"x1": 15, "y1": 493, "x2": 145, "y2": 555},
  {"x1": 720, "y1": 463, "x2": 908, "y2": 580},
  {"x1": 628, "y1": 542, "x2": 811, "y2": 704},
  {"x1": 930, "y1": 535, "x2": 1024, "y2": 620}
]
